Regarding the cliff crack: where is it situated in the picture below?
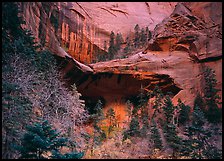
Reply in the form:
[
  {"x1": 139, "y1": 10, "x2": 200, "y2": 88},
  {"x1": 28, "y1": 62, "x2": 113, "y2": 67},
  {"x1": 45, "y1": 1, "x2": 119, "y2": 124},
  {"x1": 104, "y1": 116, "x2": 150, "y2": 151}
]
[
  {"x1": 99, "y1": 7, "x2": 117, "y2": 17},
  {"x1": 75, "y1": 2, "x2": 92, "y2": 19}
]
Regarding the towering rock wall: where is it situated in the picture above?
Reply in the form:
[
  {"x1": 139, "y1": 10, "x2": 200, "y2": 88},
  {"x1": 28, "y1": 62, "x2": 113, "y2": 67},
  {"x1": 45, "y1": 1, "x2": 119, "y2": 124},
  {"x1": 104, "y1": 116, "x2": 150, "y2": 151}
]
[{"x1": 18, "y1": 2, "x2": 177, "y2": 63}]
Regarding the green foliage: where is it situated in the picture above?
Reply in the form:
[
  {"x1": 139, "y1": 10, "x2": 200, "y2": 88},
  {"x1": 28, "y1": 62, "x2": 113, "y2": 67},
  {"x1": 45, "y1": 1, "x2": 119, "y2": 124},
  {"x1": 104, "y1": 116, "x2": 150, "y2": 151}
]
[
  {"x1": 115, "y1": 33, "x2": 123, "y2": 51},
  {"x1": 125, "y1": 100, "x2": 133, "y2": 122},
  {"x1": 194, "y1": 93, "x2": 204, "y2": 111},
  {"x1": 16, "y1": 120, "x2": 84, "y2": 159},
  {"x1": 91, "y1": 100, "x2": 106, "y2": 146},
  {"x1": 129, "y1": 117, "x2": 140, "y2": 136},
  {"x1": 108, "y1": 31, "x2": 116, "y2": 60},
  {"x1": 140, "y1": 112, "x2": 149, "y2": 137},
  {"x1": 124, "y1": 36, "x2": 131, "y2": 53},
  {"x1": 106, "y1": 108, "x2": 116, "y2": 135},
  {"x1": 140, "y1": 27, "x2": 147, "y2": 45},
  {"x1": 134, "y1": 24, "x2": 140, "y2": 48},
  {"x1": 181, "y1": 106, "x2": 221, "y2": 159},
  {"x1": 150, "y1": 119, "x2": 163, "y2": 150},
  {"x1": 177, "y1": 98, "x2": 190, "y2": 125},
  {"x1": 2, "y1": 2, "x2": 24, "y2": 37},
  {"x1": 203, "y1": 66, "x2": 222, "y2": 123},
  {"x1": 103, "y1": 40, "x2": 107, "y2": 51},
  {"x1": 164, "y1": 123, "x2": 182, "y2": 157},
  {"x1": 51, "y1": 150, "x2": 84, "y2": 159},
  {"x1": 133, "y1": 85, "x2": 148, "y2": 115},
  {"x1": 2, "y1": 2, "x2": 88, "y2": 159},
  {"x1": 50, "y1": 9, "x2": 59, "y2": 32},
  {"x1": 145, "y1": 27, "x2": 152, "y2": 40},
  {"x1": 162, "y1": 94, "x2": 175, "y2": 124},
  {"x1": 152, "y1": 85, "x2": 164, "y2": 119}
]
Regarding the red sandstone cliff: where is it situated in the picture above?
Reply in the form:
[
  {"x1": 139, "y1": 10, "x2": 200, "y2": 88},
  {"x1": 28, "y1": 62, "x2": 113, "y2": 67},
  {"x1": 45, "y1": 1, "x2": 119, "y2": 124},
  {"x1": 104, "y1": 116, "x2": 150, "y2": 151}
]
[
  {"x1": 18, "y1": 2, "x2": 177, "y2": 63},
  {"x1": 18, "y1": 2, "x2": 222, "y2": 118}
]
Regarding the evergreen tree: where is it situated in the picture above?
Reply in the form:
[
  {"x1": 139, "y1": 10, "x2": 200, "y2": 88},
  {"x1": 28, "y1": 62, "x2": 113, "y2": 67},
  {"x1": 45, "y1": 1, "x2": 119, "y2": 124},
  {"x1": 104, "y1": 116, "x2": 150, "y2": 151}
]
[
  {"x1": 146, "y1": 27, "x2": 152, "y2": 41},
  {"x1": 181, "y1": 104, "x2": 221, "y2": 159},
  {"x1": 132, "y1": 85, "x2": 147, "y2": 115},
  {"x1": 103, "y1": 40, "x2": 107, "y2": 51},
  {"x1": 93, "y1": 100, "x2": 106, "y2": 143},
  {"x1": 124, "y1": 36, "x2": 131, "y2": 53},
  {"x1": 106, "y1": 108, "x2": 116, "y2": 135},
  {"x1": 16, "y1": 120, "x2": 84, "y2": 159},
  {"x1": 140, "y1": 112, "x2": 149, "y2": 137},
  {"x1": 125, "y1": 100, "x2": 133, "y2": 123},
  {"x1": 162, "y1": 93, "x2": 182, "y2": 158},
  {"x1": 203, "y1": 66, "x2": 222, "y2": 123},
  {"x1": 150, "y1": 119, "x2": 162, "y2": 150},
  {"x1": 194, "y1": 93, "x2": 204, "y2": 111},
  {"x1": 162, "y1": 94, "x2": 175, "y2": 124},
  {"x1": 152, "y1": 85, "x2": 164, "y2": 119},
  {"x1": 182, "y1": 106, "x2": 209, "y2": 159},
  {"x1": 129, "y1": 117, "x2": 140, "y2": 136},
  {"x1": 177, "y1": 98, "x2": 190, "y2": 125},
  {"x1": 134, "y1": 24, "x2": 140, "y2": 48},
  {"x1": 108, "y1": 31, "x2": 116, "y2": 60},
  {"x1": 2, "y1": 2, "x2": 24, "y2": 38},
  {"x1": 164, "y1": 123, "x2": 182, "y2": 158},
  {"x1": 140, "y1": 27, "x2": 147, "y2": 46},
  {"x1": 115, "y1": 33, "x2": 123, "y2": 51}
]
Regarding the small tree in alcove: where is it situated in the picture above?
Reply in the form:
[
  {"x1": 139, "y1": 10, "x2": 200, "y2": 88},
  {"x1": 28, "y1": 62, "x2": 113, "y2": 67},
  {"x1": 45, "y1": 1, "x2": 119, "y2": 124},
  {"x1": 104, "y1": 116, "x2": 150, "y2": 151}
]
[
  {"x1": 125, "y1": 100, "x2": 133, "y2": 123},
  {"x1": 106, "y1": 108, "x2": 116, "y2": 136}
]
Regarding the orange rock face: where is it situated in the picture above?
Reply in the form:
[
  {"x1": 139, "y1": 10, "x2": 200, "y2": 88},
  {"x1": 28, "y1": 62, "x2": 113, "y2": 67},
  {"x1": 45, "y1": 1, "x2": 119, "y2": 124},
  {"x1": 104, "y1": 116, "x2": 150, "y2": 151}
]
[{"x1": 18, "y1": 2, "x2": 177, "y2": 63}]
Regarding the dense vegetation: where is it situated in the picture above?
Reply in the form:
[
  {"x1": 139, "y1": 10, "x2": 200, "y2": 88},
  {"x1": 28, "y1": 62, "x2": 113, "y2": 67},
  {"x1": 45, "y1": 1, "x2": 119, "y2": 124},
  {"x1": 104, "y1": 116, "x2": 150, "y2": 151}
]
[
  {"x1": 2, "y1": 2, "x2": 88, "y2": 159},
  {"x1": 96, "y1": 24, "x2": 152, "y2": 62}
]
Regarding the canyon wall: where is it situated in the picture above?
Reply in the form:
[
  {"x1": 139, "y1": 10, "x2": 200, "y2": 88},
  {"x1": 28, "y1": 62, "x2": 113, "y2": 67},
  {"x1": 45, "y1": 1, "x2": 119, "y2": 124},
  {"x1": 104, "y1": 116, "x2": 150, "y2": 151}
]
[
  {"x1": 18, "y1": 2, "x2": 176, "y2": 63},
  {"x1": 18, "y1": 2, "x2": 222, "y2": 125}
]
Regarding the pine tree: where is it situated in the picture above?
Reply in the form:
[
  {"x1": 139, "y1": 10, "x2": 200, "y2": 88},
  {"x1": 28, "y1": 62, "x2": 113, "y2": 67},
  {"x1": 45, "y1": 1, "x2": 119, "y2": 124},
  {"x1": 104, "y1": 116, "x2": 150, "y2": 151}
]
[
  {"x1": 103, "y1": 40, "x2": 107, "y2": 51},
  {"x1": 108, "y1": 31, "x2": 116, "y2": 60},
  {"x1": 152, "y1": 85, "x2": 164, "y2": 119},
  {"x1": 177, "y1": 98, "x2": 190, "y2": 125},
  {"x1": 162, "y1": 94, "x2": 182, "y2": 158},
  {"x1": 93, "y1": 100, "x2": 106, "y2": 142},
  {"x1": 203, "y1": 66, "x2": 222, "y2": 123},
  {"x1": 150, "y1": 119, "x2": 163, "y2": 150},
  {"x1": 124, "y1": 36, "x2": 131, "y2": 53},
  {"x1": 134, "y1": 24, "x2": 140, "y2": 48},
  {"x1": 129, "y1": 117, "x2": 140, "y2": 136},
  {"x1": 16, "y1": 120, "x2": 84, "y2": 159},
  {"x1": 162, "y1": 94, "x2": 175, "y2": 124},
  {"x1": 125, "y1": 100, "x2": 133, "y2": 123},
  {"x1": 115, "y1": 33, "x2": 123, "y2": 51},
  {"x1": 106, "y1": 108, "x2": 116, "y2": 135},
  {"x1": 140, "y1": 112, "x2": 149, "y2": 137},
  {"x1": 164, "y1": 123, "x2": 182, "y2": 158},
  {"x1": 183, "y1": 106, "x2": 208, "y2": 159},
  {"x1": 140, "y1": 27, "x2": 147, "y2": 46},
  {"x1": 146, "y1": 27, "x2": 152, "y2": 41},
  {"x1": 194, "y1": 93, "x2": 204, "y2": 111}
]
